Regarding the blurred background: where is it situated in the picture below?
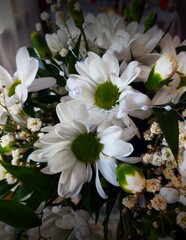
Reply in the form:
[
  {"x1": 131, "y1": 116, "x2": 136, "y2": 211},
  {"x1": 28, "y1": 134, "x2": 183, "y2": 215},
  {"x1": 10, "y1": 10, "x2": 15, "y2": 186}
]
[{"x1": 0, "y1": 0, "x2": 185, "y2": 72}]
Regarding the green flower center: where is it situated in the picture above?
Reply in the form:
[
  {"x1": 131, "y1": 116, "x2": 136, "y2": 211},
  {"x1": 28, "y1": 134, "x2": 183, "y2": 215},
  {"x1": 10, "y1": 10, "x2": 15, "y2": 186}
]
[
  {"x1": 95, "y1": 81, "x2": 120, "y2": 110},
  {"x1": 8, "y1": 80, "x2": 21, "y2": 97},
  {"x1": 71, "y1": 133, "x2": 103, "y2": 164}
]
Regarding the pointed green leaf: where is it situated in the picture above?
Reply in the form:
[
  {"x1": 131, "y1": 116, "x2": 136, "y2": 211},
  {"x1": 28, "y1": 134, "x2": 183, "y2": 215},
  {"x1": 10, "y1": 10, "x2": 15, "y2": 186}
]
[
  {"x1": 152, "y1": 106, "x2": 179, "y2": 160},
  {"x1": 68, "y1": 33, "x2": 82, "y2": 74},
  {"x1": 130, "y1": 0, "x2": 146, "y2": 22},
  {"x1": 68, "y1": 0, "x2": 84, "y2": 29},
  {"x1": 11, "y1": 184, "x2": 33, "y2": 201},
  {"x1": 0, "y1": 199, "x2": 41, "y2": 229},
  {"x1": 144, "y1": 12, "x2": 157, "y2": 33},
  {"x1": 0, "y1": 162, "x2": 51, "y2": 198},
  {"x1": 0, "y1": 179, "x2": 16, "y2": 199},
  {"x1": 178, "y1": 75, "x2": 186, "y2": 88}
]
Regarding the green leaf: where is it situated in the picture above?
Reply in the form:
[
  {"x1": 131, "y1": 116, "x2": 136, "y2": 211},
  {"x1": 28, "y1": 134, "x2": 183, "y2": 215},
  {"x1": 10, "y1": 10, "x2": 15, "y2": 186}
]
[
  {"x1": 0, "y1": 179, "x2": 16, "y2": 199},
  {"x1": 25, "y1": 174, "x2": 59, "y2": 210},
  {"x1": 130, "y1": 0, "x2": 146, "y2": 22},
  {"x1": 31, "y1": 98, "x2": 51, "y2": 111},
  {"x1": 11, "y1": 184, "x2": 33, "y2": 201},
  {"x1": 152, "y1": 105, "x2": 179, "y2": 160},
  {"x1": 0, "y1": 162, "x2": 51, "y2": 199},
  {"x1": 177, "y1": 74, "x2": 186, "y2": 88},
  {"x1": 144, "y1": 12, "x2": 157, "y2": 33},
  {"x1": 0, "y1": 199, "x2": 41, "y2": 229},
  {"x1": 0, "y1": 146, "x2": 12, "y2": 153},
  {"x1": 68, "y1": 0, "x2": 84, "y2": 29}
]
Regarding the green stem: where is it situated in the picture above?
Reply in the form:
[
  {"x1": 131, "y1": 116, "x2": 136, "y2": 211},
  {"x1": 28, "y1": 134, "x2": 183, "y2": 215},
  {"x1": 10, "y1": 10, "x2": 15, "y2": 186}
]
[{"x1": 81, "y1": 27, "x2": 89, "y2": 52}]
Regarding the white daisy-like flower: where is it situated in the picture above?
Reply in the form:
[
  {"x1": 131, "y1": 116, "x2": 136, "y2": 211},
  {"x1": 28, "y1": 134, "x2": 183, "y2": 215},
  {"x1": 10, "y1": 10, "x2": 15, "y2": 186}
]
[
  {"x1": 0, "y1": 47, "x2": 56, "y2": 103},
  {"x1": 66, "y1": 51, "x2": 151, "y2": 128},
  {"x1": 30, "y1": 102, "x2": 134, "y2": 198}
]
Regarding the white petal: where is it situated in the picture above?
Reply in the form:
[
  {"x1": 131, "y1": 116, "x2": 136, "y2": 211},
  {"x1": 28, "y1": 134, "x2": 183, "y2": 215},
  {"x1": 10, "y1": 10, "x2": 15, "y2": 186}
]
[
  {"x1": 102, "y1": 51, "x2": 119, "y2": 76},
  {"x1": 89, "y1": 59, "x2": 108, "y2": 83},
  {"x1": 28, "y1": 77, "x2": 56, "y2": 92},
  {"x1": 15, "y1": 84, "x2": 28, "y2": 103},
  {"x1": 29, "y1": 149, "x2": 49, "y2": 162},
  {"x1": 16, "y1": 47, "x2": 30, "y2": 65},
  {"x1": 41, "y1": 166, "x2": 54, "y2": 174},
  {"x1": 56, "y1": 100, "x2": 78, "y2": 123},
  {"x1": 97, "y1": 158, "x2": 119, "y2": 186},
  {"x1": 75, "y1": 105, "x2": 107, "y2": 125},
  {"x1": 48, "y1": 150, "x2": 76, "y2": 173},
  {"x1": 120, "y1": 61, "x2": 140, "y2": 86},
  {"x1": 0, "y1": 65, "x2": 12, "y2": 86},
  {"x1": 117, "y1": 156, "x2": 141, "y2": 163},
  {"x1": 102, "y1": 140, "x2": 133, "y2": 158},
  {"x1": 95, "y1": 163, "x2": 107, "y2": 199},
  {"x1": 99, "y1": 126, "x2": 122, "y2": 143},
  {"x1": 58, "y1": 162, "x2": 88, "y2": 198},
  {"x1": 55, "y1": 218, "x2": 74, "y2": 229}
]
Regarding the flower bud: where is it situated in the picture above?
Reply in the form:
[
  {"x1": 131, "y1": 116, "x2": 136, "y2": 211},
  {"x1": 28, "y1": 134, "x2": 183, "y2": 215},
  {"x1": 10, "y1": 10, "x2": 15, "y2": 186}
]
[
  {"x1": 146, "y1": 53, "x2": 178, "y2": 92},
  {"x1": 31, "y1": 31, "x2": 52, "y2": 59},
  {"x1": 116, "y1": 163, "x2": 145, "y2": 193}
]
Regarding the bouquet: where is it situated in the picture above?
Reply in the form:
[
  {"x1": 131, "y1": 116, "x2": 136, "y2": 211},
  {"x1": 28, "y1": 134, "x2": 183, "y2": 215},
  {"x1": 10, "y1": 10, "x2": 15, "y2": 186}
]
[{"x1": 0, "y1": 0, "x2": 186, "y2": 239}]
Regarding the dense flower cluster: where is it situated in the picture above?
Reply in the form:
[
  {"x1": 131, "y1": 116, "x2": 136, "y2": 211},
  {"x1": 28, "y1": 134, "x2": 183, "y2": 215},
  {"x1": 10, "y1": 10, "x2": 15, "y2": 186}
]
[{"x1": 0, "y1": 0, "x2": 186, "y2": 239}]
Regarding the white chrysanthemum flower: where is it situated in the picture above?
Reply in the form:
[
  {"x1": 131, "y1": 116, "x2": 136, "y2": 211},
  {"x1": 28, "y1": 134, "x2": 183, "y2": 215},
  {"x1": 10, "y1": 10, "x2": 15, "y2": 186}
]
[
  {"x1": 0, "y1": 47, "x2": 56, "y2": 103},
  {"x1": 30, "y1": 102, "x2": 134, "y2": 198},
  {"x1": 66, "y1": 51, "x2": 151, "y2": 128}
]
